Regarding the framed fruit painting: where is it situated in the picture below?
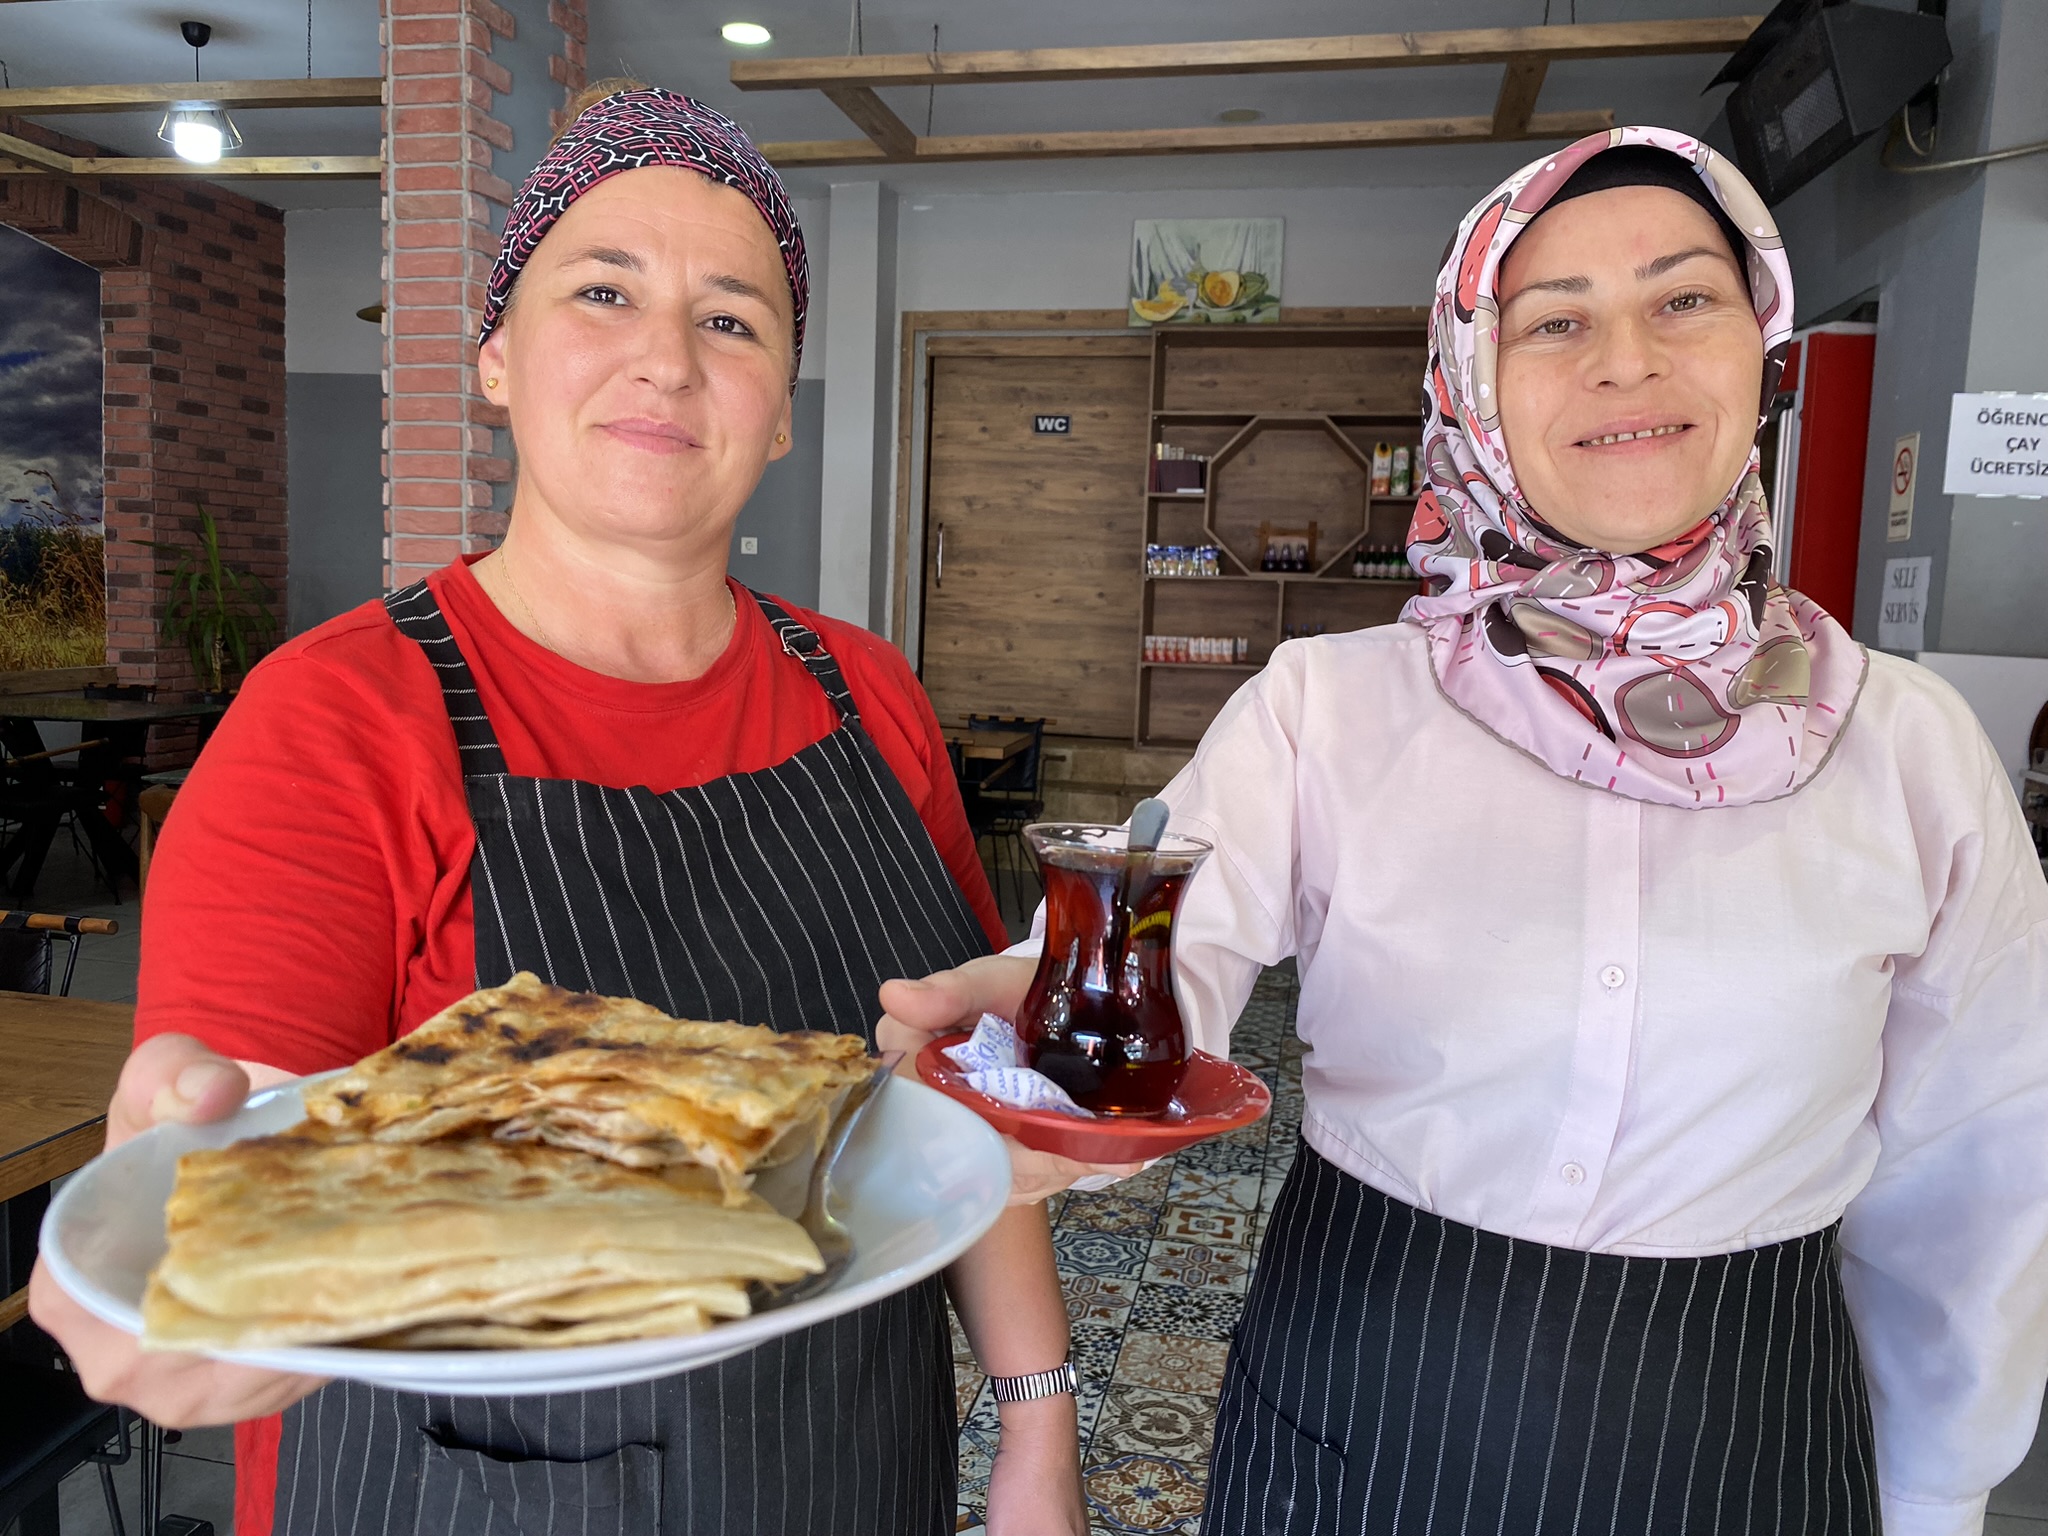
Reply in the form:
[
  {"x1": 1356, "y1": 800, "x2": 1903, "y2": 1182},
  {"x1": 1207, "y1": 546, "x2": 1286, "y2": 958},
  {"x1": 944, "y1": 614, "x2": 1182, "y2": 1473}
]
[{"x1": 1128, "y1": 218, "x2": 1283, "y2": 326}]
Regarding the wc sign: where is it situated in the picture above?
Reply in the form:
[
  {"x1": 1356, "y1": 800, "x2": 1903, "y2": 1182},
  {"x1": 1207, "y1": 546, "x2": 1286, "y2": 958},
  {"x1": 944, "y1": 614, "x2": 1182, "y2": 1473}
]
[{"x1": 1032, "y1": 413, "x2": 1071, "y2": 435}]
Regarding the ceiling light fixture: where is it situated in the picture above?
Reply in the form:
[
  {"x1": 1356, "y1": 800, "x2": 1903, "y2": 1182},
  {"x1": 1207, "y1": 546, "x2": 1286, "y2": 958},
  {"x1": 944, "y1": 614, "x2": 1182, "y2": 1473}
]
[
  {"x1": 721, "y1": 21, "x2": 773, "y2": 46},
  {"x1": 157, "y1": 21, "x2": 242, "y2": 164},
  {"x1": 1218, "y1": 108, "x2": 1264, "y2": 124}
]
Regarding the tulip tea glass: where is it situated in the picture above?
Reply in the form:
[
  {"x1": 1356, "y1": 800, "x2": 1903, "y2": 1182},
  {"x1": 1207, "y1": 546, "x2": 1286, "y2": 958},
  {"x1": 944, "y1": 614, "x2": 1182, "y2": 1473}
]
[{"x1": 1016, "y1": 822, "x2": 1213, "y2": 1116}]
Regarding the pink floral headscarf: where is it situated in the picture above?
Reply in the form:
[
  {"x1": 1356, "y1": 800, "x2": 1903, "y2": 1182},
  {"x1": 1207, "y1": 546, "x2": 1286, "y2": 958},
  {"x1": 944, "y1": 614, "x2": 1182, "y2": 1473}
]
[{"x1": 1400, "y1": 126, "x2": 1866, "y2": 808}]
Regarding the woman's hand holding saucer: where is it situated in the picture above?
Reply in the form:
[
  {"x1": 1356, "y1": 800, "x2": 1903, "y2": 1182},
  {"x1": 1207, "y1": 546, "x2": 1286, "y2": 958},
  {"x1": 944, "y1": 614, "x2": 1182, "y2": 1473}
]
[
  {"x1": 27, "y1": 1033, "x2": 329, "y2": 1428},
  {"x1": 878, "y1": 957, "x2": 1148, "y2": 1205}
]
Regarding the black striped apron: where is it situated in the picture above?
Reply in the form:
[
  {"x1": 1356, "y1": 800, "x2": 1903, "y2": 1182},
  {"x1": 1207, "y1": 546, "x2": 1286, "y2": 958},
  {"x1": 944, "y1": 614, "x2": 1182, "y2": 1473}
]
[
  {"x1": 272, "y1": 581, "x2": 992, "y2": 1536},
  {"x1": 1206, "y1": 1143, "x2": 1879, "y2": 1535}
]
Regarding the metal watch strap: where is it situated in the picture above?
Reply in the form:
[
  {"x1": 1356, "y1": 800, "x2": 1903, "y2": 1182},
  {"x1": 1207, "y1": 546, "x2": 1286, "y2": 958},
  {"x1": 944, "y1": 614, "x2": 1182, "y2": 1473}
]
[{"x1": 987, "y1": 1361, "x2": 1078, "y2": 1404}]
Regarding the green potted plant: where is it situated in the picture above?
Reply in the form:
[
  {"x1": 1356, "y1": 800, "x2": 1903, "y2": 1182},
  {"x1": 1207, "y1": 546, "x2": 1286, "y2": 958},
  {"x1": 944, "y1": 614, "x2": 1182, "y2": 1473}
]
[{"x1": 143, "y1": 504, "x2": 277, "y2": 700}]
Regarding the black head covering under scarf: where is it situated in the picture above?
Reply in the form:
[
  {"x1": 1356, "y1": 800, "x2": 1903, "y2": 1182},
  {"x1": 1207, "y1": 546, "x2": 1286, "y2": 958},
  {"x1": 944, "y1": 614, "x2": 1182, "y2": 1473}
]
[{"x1": 1531, "y1": 144, "x2": 1752, "y2": 290}]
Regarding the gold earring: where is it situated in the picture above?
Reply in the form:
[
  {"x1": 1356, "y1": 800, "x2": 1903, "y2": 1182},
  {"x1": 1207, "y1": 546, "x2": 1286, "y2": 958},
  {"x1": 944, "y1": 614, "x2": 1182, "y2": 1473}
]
[
  {"x1": 485, "y1": 377, "x2": 499, "y2": 389},
  {"x1": 775, "y1": 432, "x2": 788, "y2": 444}
]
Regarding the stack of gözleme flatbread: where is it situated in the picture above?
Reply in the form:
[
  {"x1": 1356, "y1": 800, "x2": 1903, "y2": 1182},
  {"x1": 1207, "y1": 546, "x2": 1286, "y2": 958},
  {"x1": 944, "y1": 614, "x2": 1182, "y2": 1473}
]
[{"x1": 140, "y1": 972, "x2": 876, "y2": 1352}]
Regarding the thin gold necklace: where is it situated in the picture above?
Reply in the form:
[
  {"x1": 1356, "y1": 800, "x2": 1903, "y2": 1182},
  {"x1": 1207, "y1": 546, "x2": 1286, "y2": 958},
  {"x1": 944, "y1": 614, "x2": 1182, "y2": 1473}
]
[
  {"x1": 493, "y1": 553, "x2": 736, "y2": 658},
  {"x1": 495, "y1": 552, "x2": 558, "y2": 653}
]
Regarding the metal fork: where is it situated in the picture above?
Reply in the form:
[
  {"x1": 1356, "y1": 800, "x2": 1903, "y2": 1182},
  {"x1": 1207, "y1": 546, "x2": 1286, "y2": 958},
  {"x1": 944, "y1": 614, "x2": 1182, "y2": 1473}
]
[{"x1": 752, "y1": 1054, "x2": 898, "y2": 1311}]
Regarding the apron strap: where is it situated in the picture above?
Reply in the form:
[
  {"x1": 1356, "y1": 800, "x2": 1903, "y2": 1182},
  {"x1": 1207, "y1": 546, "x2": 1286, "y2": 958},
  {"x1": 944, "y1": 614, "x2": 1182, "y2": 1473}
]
[
  {"x1": 748, "y1": 590, "x2": 863, "y2": 727},
  {"x1": 383, "y1": 580, "x2": 511, "y2": 777}
]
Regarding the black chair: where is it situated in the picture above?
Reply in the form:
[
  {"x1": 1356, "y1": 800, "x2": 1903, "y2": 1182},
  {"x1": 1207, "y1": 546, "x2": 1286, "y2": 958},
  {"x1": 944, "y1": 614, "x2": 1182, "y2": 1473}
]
[
  {"x1": 0, "y1": 910, "x2": 114, "y2": 997},
  {"x1": 965, "y1": 716, "x2": 1048, "y2": 923},
  {"x1": 0, "y1": 727, "x2": 126, "y2": 905},
  {"x1": 0, "y1": 1359, "x2": 131, "y2": 1536}
]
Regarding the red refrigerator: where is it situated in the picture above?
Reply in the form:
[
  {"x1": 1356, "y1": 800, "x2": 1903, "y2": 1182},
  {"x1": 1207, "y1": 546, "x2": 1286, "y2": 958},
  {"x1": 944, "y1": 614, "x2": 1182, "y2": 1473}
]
[{"x1": 1763, "y1": 322, "x2": 1876, "y2": 629}]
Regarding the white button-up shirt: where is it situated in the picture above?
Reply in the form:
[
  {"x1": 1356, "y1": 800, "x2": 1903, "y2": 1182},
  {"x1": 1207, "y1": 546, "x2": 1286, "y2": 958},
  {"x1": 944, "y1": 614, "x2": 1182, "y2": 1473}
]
[{"x1": 1141, "y1": 623, "x2": 2048, "y2": 1536}]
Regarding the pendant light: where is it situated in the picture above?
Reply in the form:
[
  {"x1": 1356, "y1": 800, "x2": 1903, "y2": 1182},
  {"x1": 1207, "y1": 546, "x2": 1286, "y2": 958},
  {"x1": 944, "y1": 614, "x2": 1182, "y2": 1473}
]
[{"x1": 157, "y1": 21, "x2": 242, "y2": 164}]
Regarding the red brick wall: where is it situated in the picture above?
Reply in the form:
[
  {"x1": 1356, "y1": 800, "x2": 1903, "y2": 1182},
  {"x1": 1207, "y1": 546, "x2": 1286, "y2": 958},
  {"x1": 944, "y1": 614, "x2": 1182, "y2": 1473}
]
[
  {"x1": 381, "y1": 0, "x2": 584, "y2": 587},
  {"x1": 0, "y1": 122, "x2": 287, "y2": 701}
]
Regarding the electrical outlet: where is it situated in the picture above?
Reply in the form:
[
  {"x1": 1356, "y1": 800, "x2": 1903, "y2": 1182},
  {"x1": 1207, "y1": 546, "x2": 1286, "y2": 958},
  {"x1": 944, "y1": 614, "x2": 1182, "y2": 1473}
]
[{"x1": 739, "y1": 536, "x2": 759, "y2": 555}]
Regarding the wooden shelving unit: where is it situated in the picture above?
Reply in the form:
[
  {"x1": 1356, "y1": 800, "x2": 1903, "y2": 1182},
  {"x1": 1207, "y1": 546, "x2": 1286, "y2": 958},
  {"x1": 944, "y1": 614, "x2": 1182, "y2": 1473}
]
[{"x1": 1135, "y1": 323, "x2": 1428, "y2": 746}]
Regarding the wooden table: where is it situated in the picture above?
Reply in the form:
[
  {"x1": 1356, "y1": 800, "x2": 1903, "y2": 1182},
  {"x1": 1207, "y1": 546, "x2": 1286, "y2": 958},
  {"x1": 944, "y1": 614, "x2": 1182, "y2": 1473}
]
[
  {"x1": 0, "y1": 991, "x2": 133, "y2": 1330},
  {"x1": 941, "y1": 727, "x2": 1035, "y2": 764},
  {"x1": 0, "y1": 695, "x2": 226, "y2": 729}
]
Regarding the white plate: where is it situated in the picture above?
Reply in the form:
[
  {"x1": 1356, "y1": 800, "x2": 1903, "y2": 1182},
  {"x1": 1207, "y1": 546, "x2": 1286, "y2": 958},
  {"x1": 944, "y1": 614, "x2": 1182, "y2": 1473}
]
[{"x1": 41, "y1": 1069, "x2": 1010, "y2": 1396}]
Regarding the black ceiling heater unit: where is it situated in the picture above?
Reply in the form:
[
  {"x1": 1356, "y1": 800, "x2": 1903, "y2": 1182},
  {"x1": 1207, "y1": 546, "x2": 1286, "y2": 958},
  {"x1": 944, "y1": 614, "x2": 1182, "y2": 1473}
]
[{"x1": 1702, "y1": 0, "x2": 1952, "y2": 205}]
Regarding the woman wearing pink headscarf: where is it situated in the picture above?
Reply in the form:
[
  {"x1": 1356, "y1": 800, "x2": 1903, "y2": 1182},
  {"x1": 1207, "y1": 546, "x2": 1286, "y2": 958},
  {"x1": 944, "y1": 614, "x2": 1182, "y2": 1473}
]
[{"x1": 884, "y1": 128, "x2": 2048, "y2": 1533}]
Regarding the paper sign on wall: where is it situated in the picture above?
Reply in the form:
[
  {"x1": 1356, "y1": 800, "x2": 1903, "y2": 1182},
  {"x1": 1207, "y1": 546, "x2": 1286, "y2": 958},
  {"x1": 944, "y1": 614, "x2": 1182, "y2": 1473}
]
[
  {"x1": 1943, "y1": 393, "x2": 2048, "y2": 497},
  {"x1": 1878, "y1": 556, "x2": 1932, "y2": 652},
  {"x1": 1887, "y1": 433, "x2": 1918, "y2": 541}
]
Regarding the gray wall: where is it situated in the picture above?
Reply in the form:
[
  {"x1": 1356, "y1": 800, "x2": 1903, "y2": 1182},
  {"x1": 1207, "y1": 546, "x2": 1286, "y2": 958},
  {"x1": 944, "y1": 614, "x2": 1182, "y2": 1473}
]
[
  {"x1": 287, "y1": 373, "x2": 385, "y2": 633},
  {"x1": 489, "y1": 0, "x2": 562, "y2": 218},
  {"x1": 1941, "y1": 0, "x2": 2048, "y2": 656},
  {"x1": 728, "y1": 379, "x2": 824, "y2": 608},
  {"x1": 1768, "y1": 0, "x2": 2047, "y2": 657}
]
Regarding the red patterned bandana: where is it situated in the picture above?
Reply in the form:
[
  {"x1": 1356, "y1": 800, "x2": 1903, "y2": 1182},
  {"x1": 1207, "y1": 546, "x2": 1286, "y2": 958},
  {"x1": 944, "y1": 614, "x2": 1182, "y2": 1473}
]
[
  {"x1": 479, "y1": 88, "x2": 808, "y2": 386},
  {"x1": 1400, "y1": 126, "x2": 1866, "y2": 808}
]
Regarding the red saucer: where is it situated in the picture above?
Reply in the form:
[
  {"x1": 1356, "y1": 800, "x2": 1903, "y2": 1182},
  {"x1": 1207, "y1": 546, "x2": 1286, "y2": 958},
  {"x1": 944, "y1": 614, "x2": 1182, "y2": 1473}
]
[{"x1": 915, "y1": 1033, "x2": 1272, "y2": 1165}]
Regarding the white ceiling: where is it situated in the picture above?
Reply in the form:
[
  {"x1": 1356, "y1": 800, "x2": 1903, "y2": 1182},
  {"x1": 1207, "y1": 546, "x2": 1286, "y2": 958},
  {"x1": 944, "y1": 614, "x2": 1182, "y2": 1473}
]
[{"x1": 0, "y1": 0, "x2": 1761, "y2": 208}]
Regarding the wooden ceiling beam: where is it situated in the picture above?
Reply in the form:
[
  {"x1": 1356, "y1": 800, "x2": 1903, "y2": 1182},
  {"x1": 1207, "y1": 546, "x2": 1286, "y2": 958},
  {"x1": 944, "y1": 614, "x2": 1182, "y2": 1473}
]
[
  {"x1": 822, "y1": 85, "x2": 918, "y2": 158},
  {"x1": 760, "y1": 109, "x2": 1615, "y2": 168},
  {"x1": 732, "y1": 17, "x2": 1760, "y2": 92},
  {"x1": 0, "y1": 78, "x2": 383, "y2": 114},
  {"x1": 0, "y1": 129, "x2": 75, "y2": 173},
  {"x1": 2, "y1": 149, "x2": 383, "y2": 178},
  {"x1": 755, "y1": 137, "x2": 888, "y2": 167},
  {"x1": 1491, "y1": 59, "x2": 1549, "y2": 139},
  {"x1": 71, "y1": 154, "x2": 384, "y2": 178}
]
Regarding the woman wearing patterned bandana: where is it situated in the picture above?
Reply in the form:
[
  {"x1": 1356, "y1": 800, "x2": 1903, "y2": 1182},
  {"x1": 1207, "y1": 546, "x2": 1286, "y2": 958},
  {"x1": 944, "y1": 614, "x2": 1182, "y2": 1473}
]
[
  {"x1": 882, "y1": 129, "x2": 2048, "y2": 1533},
  {"x1": 30, "y1": 84, "x2": 1087, "y2": 1535}
]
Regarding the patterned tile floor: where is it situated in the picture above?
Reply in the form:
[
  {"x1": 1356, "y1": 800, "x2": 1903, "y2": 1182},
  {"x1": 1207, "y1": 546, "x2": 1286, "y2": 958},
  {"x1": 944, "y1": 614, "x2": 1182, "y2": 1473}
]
[{"x1": 952, "y1": 966, "x2": 1303, "y2": 1536}]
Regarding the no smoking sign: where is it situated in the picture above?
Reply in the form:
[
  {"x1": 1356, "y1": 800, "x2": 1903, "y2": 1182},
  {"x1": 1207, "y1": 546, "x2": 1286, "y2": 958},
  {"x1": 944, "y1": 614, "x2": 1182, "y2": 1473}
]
[{"x1": 1888, "y1": 431, "x2": 1919, "y2": 542}]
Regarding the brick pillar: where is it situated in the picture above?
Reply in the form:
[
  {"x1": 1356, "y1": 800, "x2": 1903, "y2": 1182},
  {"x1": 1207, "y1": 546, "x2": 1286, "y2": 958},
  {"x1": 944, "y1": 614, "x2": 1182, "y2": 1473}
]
[{"x1": 380, "y1": 0, "x2": 585, "y2": 588}]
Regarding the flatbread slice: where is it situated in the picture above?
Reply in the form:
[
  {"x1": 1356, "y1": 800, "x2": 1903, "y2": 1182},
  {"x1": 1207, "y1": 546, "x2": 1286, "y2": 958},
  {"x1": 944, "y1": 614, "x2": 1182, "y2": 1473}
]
[
  {"x1": 141, "y1": 1133, "x2": 819, "y2": 1352},
  {"x1": 366, "y1": 1303, "x2": 719, "y2": 1351},
  {"x1": 304, "y1": 973, "x2": 871, "y2": 1132},
  {"x1": 300, "y1": 975, "x2": 872, "y2": 1193}
]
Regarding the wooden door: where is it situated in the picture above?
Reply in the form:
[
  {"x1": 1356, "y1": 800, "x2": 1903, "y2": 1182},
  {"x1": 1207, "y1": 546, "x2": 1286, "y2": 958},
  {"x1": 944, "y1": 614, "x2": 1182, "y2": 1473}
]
[{"x1": 919, "y1": 348, "x2": 1149, "y2": 739}]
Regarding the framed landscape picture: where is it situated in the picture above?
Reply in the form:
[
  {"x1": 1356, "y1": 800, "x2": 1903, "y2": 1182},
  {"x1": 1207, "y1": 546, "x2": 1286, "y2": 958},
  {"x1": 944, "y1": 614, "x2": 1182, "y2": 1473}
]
[
  {"x1": 1129, "y1": 217, "x2": 1282, "y2": 326},
  {"x1": 0, "y1": 224, "x2": 104, "y2": 671}
]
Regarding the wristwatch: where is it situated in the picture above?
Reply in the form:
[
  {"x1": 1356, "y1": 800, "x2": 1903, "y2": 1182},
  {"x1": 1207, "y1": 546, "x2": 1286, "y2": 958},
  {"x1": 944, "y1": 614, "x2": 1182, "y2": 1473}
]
[{"x1": 988, "y1": 1360, "x2": 1078, "y2": 1404}]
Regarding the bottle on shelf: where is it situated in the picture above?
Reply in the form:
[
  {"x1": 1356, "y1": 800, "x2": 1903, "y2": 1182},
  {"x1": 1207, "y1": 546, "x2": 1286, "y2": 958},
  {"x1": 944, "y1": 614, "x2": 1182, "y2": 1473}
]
[
  {"x1": 1371, "y1": 442, "x2": 1393, "y2": 496},
  {"x1": 1351, "y1": 544, "x2": 1369, "y2": 579},
  {"x1": 1391, "y1": 445, "x2": 1412, "y2": 497}
]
